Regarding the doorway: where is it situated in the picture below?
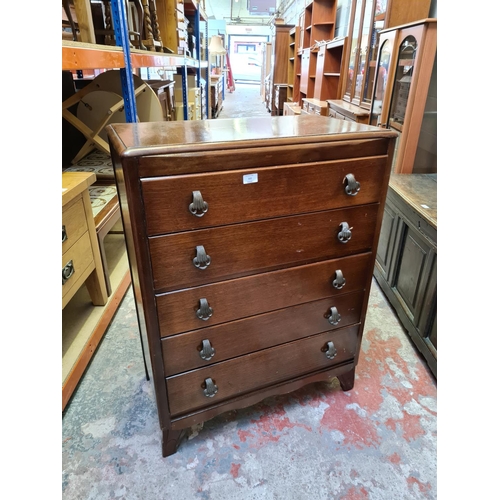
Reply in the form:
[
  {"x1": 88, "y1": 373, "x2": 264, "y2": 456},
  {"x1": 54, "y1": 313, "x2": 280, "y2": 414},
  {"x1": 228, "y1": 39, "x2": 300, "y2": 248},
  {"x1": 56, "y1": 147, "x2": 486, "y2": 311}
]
[{"x1": 228, "y1": 34, "x2": 269, "y2": 83}]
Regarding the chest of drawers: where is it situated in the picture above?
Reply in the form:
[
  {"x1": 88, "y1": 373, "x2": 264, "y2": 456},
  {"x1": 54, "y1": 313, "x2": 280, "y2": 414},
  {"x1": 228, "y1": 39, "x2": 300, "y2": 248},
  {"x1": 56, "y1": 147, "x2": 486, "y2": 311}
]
[
  {"x1": 107, "y1": 115, "x2": 397, "y2": 457},
  {"x1": 62, "y1": 172, "x2": 107, "y2": 309}
]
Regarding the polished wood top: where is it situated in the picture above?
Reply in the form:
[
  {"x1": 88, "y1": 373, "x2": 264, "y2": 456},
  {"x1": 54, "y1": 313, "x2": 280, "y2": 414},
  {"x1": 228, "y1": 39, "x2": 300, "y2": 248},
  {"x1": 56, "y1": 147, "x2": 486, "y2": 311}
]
[
  {"x1": 62, "y1": 171, "x2": 96, "y2": 207},
  {"x1": 389, "y1": 173, "x2": 437, "y2": 228},
  {"x1": 106, "y1": 115, "x2": 398, "y2": 157}
]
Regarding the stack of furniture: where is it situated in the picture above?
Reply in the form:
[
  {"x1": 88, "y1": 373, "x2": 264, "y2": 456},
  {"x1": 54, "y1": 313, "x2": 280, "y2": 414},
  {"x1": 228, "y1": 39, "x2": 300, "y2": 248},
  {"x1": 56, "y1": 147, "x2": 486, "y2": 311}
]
[{"x1": 107, "y1": 114, "x2": 397, "y2": 457}]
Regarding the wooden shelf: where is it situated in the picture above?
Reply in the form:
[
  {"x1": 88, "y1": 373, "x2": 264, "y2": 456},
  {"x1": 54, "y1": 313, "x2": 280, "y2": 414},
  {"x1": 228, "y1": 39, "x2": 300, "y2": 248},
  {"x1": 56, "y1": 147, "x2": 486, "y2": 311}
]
[{"x1": 62, "y1": 41, "x2": 208, "y2": 71}]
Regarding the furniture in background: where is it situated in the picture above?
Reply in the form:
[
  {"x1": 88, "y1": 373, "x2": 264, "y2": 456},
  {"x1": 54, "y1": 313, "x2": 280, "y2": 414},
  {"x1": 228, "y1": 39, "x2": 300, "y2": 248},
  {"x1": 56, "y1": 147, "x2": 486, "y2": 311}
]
[
  {"x1": 373, "y1": 174, "x2": 436, "y2": 377},
  {"x1": 147, "y1": 80, "x2": 177, "y2": 121},
  {"x1": 62, "y1": 172, "x2": 107, "y2": 309},
  {"x1": 286, "y1": 26, "x2": 300, "y2": 103},
  {"x1": 369, "y1": 19, "x2": 437, "y2": 174},
  {"x1": 107, "y1": 114, "x2": 397, "y2": 457},
  {"x1": 301, "y1": 97, "x2": 328, "y2": 116},
  {"x1": 266, "y1": 21, "x2": 294, "y2": 113},
  {"x1": 327, "y1": 99, "x2": 369, "y2": 124},
  {"x1": 273, "y1": 84, "x2": 288, "y2": 116},
  {"x1": 210, "y1": 75, "x2": 223, "y2": 118},
  {"x1": 341, "y1": 0, "x2": 432, "y2": 111}
]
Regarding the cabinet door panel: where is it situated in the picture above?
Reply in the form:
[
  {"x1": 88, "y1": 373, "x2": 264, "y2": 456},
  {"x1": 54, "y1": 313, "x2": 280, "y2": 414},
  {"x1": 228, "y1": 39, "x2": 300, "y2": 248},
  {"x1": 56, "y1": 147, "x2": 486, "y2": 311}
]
[
  {"x1": 392, "y1": 223, "x2": 434, "y2": 325},
  {"x1": 375, "y1": 198, "x2": 398, "y2": 280}
]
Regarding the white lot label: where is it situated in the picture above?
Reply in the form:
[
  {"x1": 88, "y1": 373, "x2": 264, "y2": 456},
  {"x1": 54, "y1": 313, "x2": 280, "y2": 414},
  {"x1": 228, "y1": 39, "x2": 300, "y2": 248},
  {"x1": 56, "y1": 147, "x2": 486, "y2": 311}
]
[{"x1": 243, "y1": 173, "x2": 258, "y2": 184}]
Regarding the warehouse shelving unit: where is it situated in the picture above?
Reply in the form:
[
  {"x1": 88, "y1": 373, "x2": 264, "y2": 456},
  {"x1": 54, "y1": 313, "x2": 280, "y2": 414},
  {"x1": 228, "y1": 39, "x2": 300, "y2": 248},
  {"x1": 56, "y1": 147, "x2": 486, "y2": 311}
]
[{"x1": 62, "y1": 0, "x2": 209, "y2": 411}]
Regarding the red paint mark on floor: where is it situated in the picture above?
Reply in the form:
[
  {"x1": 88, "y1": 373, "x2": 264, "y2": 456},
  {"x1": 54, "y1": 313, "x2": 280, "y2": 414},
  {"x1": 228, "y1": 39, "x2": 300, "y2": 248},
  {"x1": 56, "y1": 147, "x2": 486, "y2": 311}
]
[
  {"x1": 388, "y1": 452, "x2": 401, "y2": 464},
  {"x1": 237, "y1": 430, "x2": 253, "y2": 443},
  {"x1": 236, "y1": 403, "x2": 313, "y2": 448},
  {"x1": 232, "y1": 444, "x2": 240, "y2": 450},
  {"x1": 407, "y1": 476, "x2": 431, "y2": 493},
  {"x1": 343, "y1": 486, "x2": 370, "y2": 499},
  {"x1": 320, "y1": 403, "x2": 379, "y2": 449},
  {"x1": 230, "y1": 463, "x2": 241, "y2": 478}
]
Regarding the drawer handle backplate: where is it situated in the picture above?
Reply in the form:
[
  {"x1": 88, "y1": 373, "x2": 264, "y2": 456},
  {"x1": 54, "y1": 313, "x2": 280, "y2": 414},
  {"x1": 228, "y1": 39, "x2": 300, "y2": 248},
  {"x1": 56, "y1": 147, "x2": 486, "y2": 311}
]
[
  {"x1": 196, "y1": 298, "x2": 213, "y2": 321},
  {"x1": 199, "y1": 339, "x2": 216, "y2": 361},
  {"x1": 62, "y1": 225, "x2": 68, "y2": 243},
  {"x1": 323, "y1": 341, "x2": 338, "y2": 359},
  {"x1": 62, "y1": 260, "x2": 75, "y2": 285},
  {"x1": 344, "y1": 173, "x2": 360, "y2": 196},
  {"x1": 202, "y1": 377, "x2": 218, "y2": 397},
  {"x1": 193, "y1": 245, "x2": 211, "y2": 269},
  {"x1": 332, "y1": 269, "x2": 346, "y2": 289},
  {"x1": 189, "y1": 190, "x2": 208, "y2": 217},
  {"x1": 337, "y1": 222, "x2": 352, "y2": 244},
  {"x1": 326, "y1": 306, "x2": 342, "y2": 326}
]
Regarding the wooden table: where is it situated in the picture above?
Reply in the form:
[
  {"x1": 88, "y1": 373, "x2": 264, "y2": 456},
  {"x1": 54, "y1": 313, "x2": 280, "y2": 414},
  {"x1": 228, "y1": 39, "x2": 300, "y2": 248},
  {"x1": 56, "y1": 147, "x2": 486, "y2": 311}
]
[{"x1": 62, "y1": 172, "x2": 107, "y2": 309}]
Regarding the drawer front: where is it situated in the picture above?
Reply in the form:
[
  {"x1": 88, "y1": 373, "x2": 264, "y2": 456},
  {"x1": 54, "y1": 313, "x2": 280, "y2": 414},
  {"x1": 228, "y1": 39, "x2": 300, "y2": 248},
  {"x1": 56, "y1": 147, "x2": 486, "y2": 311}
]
[
  {"x1": 162, "y1": 290, "x2": 364, "y2": 376},
  {"x1": 166, "y1": 324, "x2": 359, "y2": 416},
  {"x1": 62, "y1": 231, "x2": 93, "y2": 299},
  {"x1": 62, "y1": 197, "x2": 88, "y2": 253},
  {"x1": 138, "y1": 138, "x2": 392, "y2": 176},
  {"x1": 141, "y1": 157, "x2": 388, "y2": 235},
  {"x1": 149, "y1": 204, "x2": 379, "y2": 292},
  {"x1": 156, "y1": 252, "x2": 372, "y2": 337}
]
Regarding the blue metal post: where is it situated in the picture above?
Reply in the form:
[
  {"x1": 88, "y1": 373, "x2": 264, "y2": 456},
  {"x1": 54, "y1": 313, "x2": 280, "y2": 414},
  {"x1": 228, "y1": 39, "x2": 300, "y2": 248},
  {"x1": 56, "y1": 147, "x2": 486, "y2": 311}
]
[
  {"x1": 181, "y1": 64, "x2": 188, "y2": 120},
  {"x1": 194, "y1": 8, "x2": 201, "y2": 87},
  {"x1": 110, "y1": 0, "x2": 138, "y2": 122}
]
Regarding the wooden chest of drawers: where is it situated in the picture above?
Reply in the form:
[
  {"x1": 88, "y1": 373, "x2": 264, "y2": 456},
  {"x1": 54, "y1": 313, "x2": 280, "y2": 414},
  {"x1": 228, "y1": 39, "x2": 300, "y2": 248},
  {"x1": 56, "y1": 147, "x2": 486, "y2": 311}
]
[
  {"x1": 302, "y1": 98, "x2": 329, "y2": 116},
  {"x1": 107, "y1": 115, "x2": 397, "y2": 457},
  {"x1": 326, "y1": 100, "x2": 370, "y2": 124},
  {"x1": 62, "y1": 172, "x2": 107, "y2": 309}
]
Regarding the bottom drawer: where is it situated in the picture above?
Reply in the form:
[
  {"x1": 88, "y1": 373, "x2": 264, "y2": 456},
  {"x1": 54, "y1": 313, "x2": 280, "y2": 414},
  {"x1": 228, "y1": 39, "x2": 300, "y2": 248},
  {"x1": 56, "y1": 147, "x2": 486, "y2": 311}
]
[
  {"x1": 166, "y1": 324, "x2": 359, "y2": 416},
  {"x1": 62, "y1": 231, "x2": 94, "y2": 301}
]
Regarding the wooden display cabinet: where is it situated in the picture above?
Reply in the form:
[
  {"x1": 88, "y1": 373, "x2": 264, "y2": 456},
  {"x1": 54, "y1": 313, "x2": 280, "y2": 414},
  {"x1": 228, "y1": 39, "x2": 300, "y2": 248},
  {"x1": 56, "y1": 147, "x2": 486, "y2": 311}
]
[
  {"x1": 313, "y1": 37, "x2": 346, "y2": 101},
  {"x1": 268, "y1": 22, "x2": 295, "y2": 113},
  {"x1": 287, "y1": 26, "x2": 301, "y2": 103},
  {"x1": 303, "y1": 0, "x2": 338, "y2": 47},
  {"x1": 342, "y1": 0, "x2": 431, "y2": 110},
  {"x1": 299, "y1": 47, "x2": 317, "y2": 98},
  {"x1": 369, "y1": 19, "x2": 437, "y2": 174}
]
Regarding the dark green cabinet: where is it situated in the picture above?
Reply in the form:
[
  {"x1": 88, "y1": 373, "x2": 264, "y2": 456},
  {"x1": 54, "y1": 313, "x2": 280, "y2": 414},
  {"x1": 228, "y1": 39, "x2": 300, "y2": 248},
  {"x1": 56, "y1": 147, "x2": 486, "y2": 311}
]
[{"x1": 374, "y1": 174, "x2": 436, "y2": 377}]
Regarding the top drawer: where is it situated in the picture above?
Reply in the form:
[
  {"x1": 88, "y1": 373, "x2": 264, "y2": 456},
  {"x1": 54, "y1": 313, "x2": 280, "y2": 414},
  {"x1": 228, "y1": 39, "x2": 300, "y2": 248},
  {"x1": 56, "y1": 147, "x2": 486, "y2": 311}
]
[
  {"x1": 141, "y1": 157, "x2": 388, "y2": 235},
  {"x1": 62, "y1": 197, "x2": 88, "y2": 253}
]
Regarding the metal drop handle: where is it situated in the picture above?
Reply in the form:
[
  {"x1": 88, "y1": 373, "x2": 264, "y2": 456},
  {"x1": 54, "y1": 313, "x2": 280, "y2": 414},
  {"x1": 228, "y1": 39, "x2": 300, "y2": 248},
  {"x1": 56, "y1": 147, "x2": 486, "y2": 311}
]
[
  {"x1": 337, "y1": 222, "x2": 352, "y2": 244},
  {"x1": 203, "y1": 378, "x2": 218, "y2": 397},
  {"x1": 193, "y1": 245, "x2": 211, "y2": 269},
  {"x1": 199, "y1": 339, "x2": 216, "y2": 361},
  {"x1": 332, "y1": 269, "x2": 346, "y2": 289},
  {"x1": 323, "y1": 341, "x2": 338, "y2": 360},
  {"x1": 62, "y1": 225, "x2": 68, "y2": 243},
  {"x1": 189, "y1": 190, "x2": 208, "y2": 217},
  {"x1": 196, "y1": 298, "x2": 213, "y2": 321},
  {"x1": 62, "y1": 260, "x2": 75, "y2": 285},
  {"x1": 344, "y1": 173, "x2": 360, "y2": 196},
  {"x1": 326, "y1": 306, "x2": 342, "y2": 326}
]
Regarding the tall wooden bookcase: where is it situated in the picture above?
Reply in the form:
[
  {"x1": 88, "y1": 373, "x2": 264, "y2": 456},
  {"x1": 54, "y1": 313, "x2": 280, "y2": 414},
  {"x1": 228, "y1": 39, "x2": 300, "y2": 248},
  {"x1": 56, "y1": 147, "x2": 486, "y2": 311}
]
[{"x1": 268, "y1": 21, "x2": 295, "y2": 113}]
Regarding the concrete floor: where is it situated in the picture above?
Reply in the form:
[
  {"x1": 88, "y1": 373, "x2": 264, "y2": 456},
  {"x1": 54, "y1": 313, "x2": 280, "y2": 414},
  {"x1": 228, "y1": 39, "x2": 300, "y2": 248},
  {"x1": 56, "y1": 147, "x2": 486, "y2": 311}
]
[{"x1": 62, "y1": 83, "x2": 437, "y2": 499}]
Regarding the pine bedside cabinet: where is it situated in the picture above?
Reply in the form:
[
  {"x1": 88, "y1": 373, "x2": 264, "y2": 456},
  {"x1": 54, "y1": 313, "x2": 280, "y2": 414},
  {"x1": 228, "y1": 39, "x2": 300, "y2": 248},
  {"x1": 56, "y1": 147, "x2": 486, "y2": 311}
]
[{"x1": 106, "y1": 115, "x2": 397, "y2": 457}]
